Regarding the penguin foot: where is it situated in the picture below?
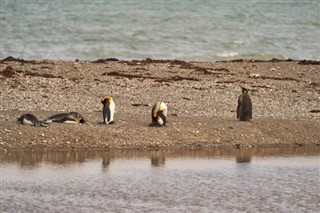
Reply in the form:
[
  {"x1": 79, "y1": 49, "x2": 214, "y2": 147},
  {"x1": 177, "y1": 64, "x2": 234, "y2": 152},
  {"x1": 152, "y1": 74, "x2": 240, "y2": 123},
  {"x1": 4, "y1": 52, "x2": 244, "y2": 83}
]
[
  {"x1": 149, "y1": 122, "x2": 159, "y2": 127},
  {"x1": 102, "y1": 121, "x2": 115, "y2": 125},
  {"x1": 40, "y1": 122, "x2": 49, "y2": 127},
  {"x1": 149, "y1": 122, "x2": 165, "y2": 127}
]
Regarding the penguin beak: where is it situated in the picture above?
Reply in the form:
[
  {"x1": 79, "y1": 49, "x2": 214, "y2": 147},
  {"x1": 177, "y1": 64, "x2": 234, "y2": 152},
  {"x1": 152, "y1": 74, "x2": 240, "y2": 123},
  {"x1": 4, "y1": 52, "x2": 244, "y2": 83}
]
[{"x1": 153, "y1": 112, "x2": 157, "y2": 118}]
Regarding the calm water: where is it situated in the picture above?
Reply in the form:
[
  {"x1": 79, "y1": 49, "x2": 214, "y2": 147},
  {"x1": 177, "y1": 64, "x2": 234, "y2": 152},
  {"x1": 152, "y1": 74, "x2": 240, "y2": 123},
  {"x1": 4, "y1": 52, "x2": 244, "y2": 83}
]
[
  {"x1": 1, "y1": 147, "x2": 320, "y2": 213},
  {"x1": 1, "y1": 0, "x2": 319, "y2": 61}
]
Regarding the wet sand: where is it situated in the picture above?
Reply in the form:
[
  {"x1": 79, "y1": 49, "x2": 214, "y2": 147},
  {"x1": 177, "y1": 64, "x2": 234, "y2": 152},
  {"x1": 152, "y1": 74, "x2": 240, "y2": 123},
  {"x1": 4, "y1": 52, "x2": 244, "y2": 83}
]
[{"x1": 0, "y1": 57, "x2": 319, "y2": 151}]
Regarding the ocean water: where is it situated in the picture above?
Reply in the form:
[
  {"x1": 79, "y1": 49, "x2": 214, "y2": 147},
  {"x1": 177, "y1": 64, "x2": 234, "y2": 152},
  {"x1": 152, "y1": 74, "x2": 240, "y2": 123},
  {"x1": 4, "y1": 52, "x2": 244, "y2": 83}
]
[{"x1": 0, "y1": 0, "x2": 319, "y2": 61}]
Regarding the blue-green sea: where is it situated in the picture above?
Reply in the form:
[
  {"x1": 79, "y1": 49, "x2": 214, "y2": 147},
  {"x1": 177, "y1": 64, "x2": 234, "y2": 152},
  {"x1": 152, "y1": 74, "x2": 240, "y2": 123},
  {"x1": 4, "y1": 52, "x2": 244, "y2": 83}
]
[{"x1": 1, "y1": 0, "x2": 319, "y2": 61}]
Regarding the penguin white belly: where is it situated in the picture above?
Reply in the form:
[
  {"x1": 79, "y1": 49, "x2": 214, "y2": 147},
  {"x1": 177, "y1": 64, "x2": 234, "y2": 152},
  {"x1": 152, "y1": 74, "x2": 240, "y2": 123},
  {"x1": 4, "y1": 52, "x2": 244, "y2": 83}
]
[
  {"x1": 157, "y1": 117, "x2": 164, "y2": 126},
  {"x1": 23, "y1": 119, "x2": 35, "y2": 125},
  {"x1": 109, "y1": 101, "x2": 115, "y2": 122},
  {"x1": 63, "y1": 120, "x2": 79, "y2": 124}
]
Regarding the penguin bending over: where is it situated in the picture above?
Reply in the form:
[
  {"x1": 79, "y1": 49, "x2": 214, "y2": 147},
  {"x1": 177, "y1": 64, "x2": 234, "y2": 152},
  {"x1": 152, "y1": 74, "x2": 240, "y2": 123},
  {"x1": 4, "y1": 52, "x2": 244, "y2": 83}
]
[
  {"x1": 43, "y1": 112, "x2": 85, "y2": 124},
  {"x1": 101, "y1": 97, "x2": 115, "y2": 125},
  {"x1": 237, "y1": 87, "x2": 252, "y2": 121},
  {"x1": 17, "y1": 114, "x2": 44, "y2": 126},
  {"x1": 149, "y1": 101, "x2": 167, "y2": 127}
]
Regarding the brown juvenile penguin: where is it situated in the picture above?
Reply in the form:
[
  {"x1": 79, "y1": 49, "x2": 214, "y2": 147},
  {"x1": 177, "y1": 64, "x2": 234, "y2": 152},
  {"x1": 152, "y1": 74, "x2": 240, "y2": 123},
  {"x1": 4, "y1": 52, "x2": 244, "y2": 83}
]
[{"x1": 237, "y1": 87, "x2": 252, "y2": 121}]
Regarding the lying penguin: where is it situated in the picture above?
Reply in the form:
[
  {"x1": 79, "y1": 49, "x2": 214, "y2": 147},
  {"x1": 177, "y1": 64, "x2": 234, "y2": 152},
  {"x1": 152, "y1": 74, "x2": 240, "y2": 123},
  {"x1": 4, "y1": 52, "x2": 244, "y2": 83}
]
[
  {"x1": 237, "y1": 87, "x2": 252, "y2": 121},
  {"x1": 149, "y1": 101, "x2": 167, "y2": 127},
  {"x1": 43, "y1": 112, "x2": 85, "y2": 124},
  {"x1": 101, "y1": 97, "x2": 115, "y2": 125},
  {"x1": 17, "y1": 113, "x2": 45, "y2": 126}
]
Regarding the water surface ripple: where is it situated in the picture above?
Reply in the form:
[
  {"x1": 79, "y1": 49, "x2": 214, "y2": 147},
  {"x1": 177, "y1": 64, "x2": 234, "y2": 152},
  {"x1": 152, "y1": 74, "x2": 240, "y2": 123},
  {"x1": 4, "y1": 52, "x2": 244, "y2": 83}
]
[{"x1": 1, "y1": 147, "x2": 320, "y2": 212}]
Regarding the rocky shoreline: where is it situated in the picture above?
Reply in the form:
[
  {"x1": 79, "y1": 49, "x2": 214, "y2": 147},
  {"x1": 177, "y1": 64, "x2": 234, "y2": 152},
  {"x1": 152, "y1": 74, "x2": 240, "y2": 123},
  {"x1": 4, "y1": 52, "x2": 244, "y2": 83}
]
[{"x1": 0, "y1": 57, "x2": 319, "y2": 152}]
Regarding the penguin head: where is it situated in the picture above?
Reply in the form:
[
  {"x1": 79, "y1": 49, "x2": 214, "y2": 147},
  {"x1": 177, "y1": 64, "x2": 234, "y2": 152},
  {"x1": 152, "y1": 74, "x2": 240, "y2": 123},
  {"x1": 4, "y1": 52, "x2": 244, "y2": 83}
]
[
  {"x1": 101, "y1": 97, "x2": 113, "y2": 105},
  {"x1": 154, "y1": 102, "x2": 166, "y2": 118},
  {"x1": 241, "y1": 87, "x2": 249, "y2": 93},
  {"x1": 69, "y1": 112, "x2": 86, "y2": 124}
]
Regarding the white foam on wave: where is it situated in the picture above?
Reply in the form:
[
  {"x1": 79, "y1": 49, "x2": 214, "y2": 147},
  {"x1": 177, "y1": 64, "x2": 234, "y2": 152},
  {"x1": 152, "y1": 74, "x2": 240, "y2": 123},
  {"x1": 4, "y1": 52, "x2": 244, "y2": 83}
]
[{"x1": 216, "y1": 52, "x2": 239, "y2": 58}]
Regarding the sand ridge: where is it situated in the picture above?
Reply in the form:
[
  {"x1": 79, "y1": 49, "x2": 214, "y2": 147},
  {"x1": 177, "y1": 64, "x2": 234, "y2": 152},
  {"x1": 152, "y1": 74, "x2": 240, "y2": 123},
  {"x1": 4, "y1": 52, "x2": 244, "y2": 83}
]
[{"x1": 0, "y1": 57, "x2": 319, "y2": 151}]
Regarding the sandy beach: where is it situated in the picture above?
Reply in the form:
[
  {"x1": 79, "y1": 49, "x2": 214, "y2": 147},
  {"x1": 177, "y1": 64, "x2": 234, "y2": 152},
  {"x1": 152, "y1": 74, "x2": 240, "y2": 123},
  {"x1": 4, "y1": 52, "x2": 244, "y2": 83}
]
[{"x1": 0, "y1": 57, "x2": 319, "y2": 151}]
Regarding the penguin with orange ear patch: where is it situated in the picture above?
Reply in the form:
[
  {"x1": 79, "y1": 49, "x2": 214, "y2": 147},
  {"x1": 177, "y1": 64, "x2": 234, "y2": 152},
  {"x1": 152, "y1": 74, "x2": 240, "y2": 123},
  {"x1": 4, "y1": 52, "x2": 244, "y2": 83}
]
[
  {"x1": 149, "y1": 101, "x2": 167, "y2": 127},
  {"x1": 101, "y1": 97, "x2": 115, "y2": 125},
  {"x1": 237, "y1": 87, "x2": 252, "y2": 121},
  {"x1": 43, "y1": 112, "x2": 85, "y2": 124}
]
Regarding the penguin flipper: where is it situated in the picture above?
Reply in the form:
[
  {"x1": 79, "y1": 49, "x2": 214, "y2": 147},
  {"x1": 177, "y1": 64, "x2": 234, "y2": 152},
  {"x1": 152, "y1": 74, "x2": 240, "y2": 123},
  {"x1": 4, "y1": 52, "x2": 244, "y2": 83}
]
[{"x1": 39, "y1": 119, "x2": 50, "y2": 126}]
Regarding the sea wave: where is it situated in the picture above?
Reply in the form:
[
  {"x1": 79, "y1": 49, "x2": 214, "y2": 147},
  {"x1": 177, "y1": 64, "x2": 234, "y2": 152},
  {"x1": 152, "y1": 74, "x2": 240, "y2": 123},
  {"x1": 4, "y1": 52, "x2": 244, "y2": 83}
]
[{"x1": 1, "y1": 1, "x2": 319, "y2": 61}]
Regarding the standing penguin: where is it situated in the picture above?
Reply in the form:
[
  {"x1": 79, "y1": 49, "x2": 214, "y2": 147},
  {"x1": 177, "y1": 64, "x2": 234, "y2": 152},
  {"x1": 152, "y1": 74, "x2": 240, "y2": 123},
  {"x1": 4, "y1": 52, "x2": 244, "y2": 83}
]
[
  {"x1": 17, "y1": 113, "x2": 44, "y2": 126},
  {"x1": 101, "y1": 97, "x2": 115, "y2": 125},
  {"x1": 149, "y1": 101, "x2": 167, "y2": 127},
  {"x1": 237, "y1": 87, "x2": 252, "y2": 121}
]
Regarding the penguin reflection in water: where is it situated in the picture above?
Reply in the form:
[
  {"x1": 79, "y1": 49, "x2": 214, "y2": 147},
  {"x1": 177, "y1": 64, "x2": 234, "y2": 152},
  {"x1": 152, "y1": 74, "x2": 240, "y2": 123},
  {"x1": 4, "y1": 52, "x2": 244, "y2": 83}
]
[
  {"x1": 237, "y1": 87, "x2": 252, "y2": 121},
  {"x1": 149, "y1": 101, "x2": 167, "y2": 127},
  {"x1": 43, "y1": 112, "x2": 85, "y2": 124},
  {"x1": 101, "y1": 97, "x2": 115, "y2": 125},
  {"x1": 17, "y1": 114, "x2": 45, "y2": 126}
]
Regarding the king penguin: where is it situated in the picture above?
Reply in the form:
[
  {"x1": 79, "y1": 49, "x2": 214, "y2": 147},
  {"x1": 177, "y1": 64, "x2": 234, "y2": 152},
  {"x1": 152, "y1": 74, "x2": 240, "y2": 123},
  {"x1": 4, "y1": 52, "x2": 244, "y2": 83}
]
[
  {"x1": 237, "y1": 87, "x2": 252, "y2": 121},
  {"x1": 149, "y1": 101, "x2": 167, "y2": 127},
  {"x1": 17, "y1": 113, "x2": 44, "y2": 126},
  {"x1": 101, "y1": 97, "x2": 115, "y2": 125},
  {"x1": 43, "y1": 112, "x2": 85, "y2": 124}
]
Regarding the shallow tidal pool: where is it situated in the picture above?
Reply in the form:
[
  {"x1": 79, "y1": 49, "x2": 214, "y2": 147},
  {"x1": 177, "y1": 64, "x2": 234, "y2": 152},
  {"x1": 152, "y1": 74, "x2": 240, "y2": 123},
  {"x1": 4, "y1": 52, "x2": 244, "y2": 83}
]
[{"x1": 1, "y1": 147, "x2": 319, "y2": 213}]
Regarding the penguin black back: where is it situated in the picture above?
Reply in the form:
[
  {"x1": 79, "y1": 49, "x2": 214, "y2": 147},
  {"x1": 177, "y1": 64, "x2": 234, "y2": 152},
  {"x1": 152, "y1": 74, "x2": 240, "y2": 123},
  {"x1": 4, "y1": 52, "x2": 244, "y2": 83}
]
[
  {"x1": 18, "y1": 113, "x2": 42, "y2": 126},
  {"x1": 237, "y1": 87, "x2": 252, "y2": 121}
]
